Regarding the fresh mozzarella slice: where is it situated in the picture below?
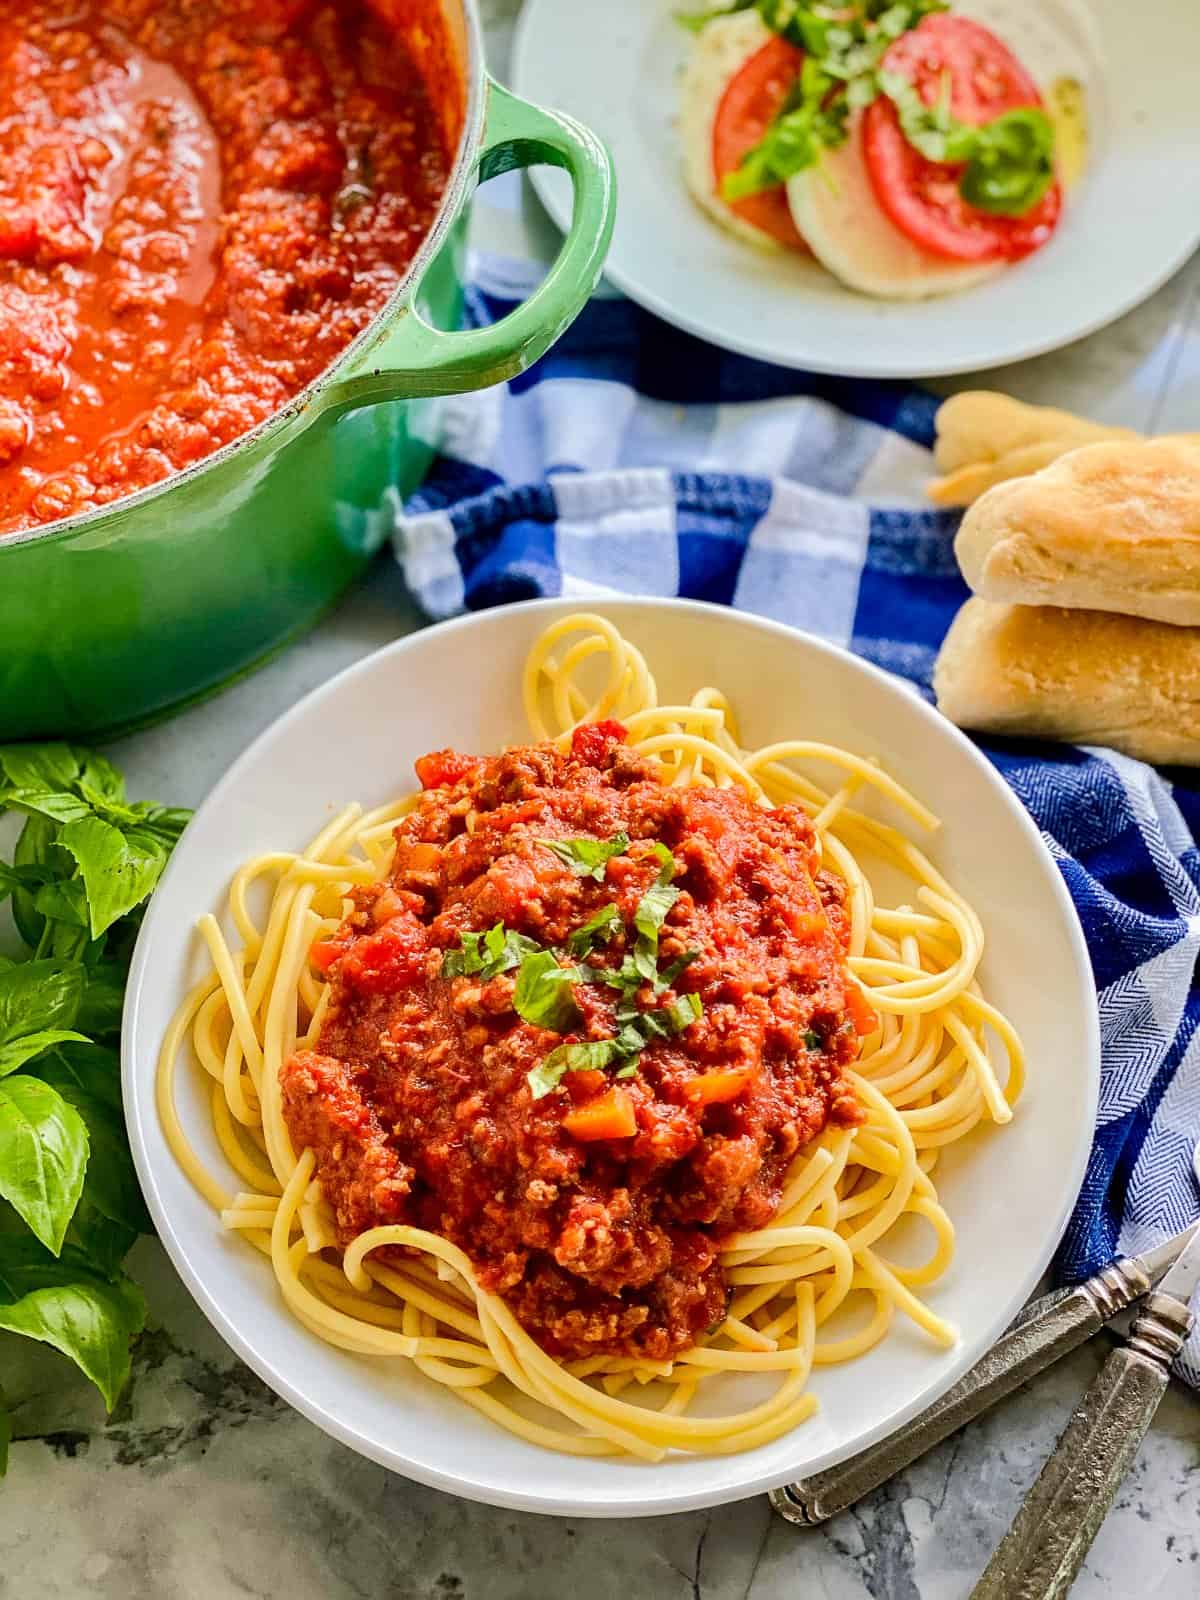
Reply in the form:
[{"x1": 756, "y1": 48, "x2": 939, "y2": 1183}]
[
  {"x1": 787, "y1": 113, "x2": 1005, "y2": 300},
  {"x1": 678, "y1": 11, "x2": 786, "y2": 252}
]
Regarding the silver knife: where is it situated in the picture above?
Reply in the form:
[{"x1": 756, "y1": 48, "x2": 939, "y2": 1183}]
[
  {"x1": 770, "y1": 1223, "x2": 1199, "y2": 1528},
  {"x1": 970, "y1": 1219, "x2": 1200, "y2": 1599}
]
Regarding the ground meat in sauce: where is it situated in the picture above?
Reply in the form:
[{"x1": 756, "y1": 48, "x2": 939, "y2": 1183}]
[
  {"x1": 281, "y1": 723, "x2": 867, "y2": 1362},
  {"x1": 0, "y1": 0, "x2": 453, "y2": 533}
]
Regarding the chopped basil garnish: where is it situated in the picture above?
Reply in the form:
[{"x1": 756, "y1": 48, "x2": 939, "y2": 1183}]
[
  {"x1": 538, "y1": 833, "x2": 630, "y2": 881},
  {"x1": 655, "y1": 951, "x2": 699, "y2": 994},
  {"x1": 513, "y1": 949, "x2": 585, "y2": 1033},
  {"x1": 528, "y1": 1039, "x2": 625, "y2": 1100},
  {"x1": 663, "y1": 992, "x2": 704, "y2": 1034},
  {"x1": 525, "y1": 990, "x2": 705, "y2": 1099},
  {"x1": 567, "y1": 903, "x2": 623, "y2": 955},
  {"x1": 632, "y1": 850, "x2": 681, "y2": 976},
  {"x1": 696, "y1": 1, "x2": 1054, "y2": 221},
  {"x1": 442, "y1": 922, "x2": 542, "y2": 980},
  {"x1": 803, "y1": 1028, "x2": 823, "y2": 1051}
]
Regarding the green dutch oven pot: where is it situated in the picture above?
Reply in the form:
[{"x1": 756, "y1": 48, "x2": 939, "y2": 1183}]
[{"x1": 0, "y1": 4, "x2": 615, "y2": 740}]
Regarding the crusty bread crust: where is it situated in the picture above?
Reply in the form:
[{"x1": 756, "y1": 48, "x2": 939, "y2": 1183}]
[
  {"x1": 934, "y1": 598, "x2": 1200, "y2": 766},
  {"x1": 932, "y1": 392, "x2": 1137, "y2": 475},
  {"x1": 954, "y1": 437, "x2": 1200, "y2": 626}
]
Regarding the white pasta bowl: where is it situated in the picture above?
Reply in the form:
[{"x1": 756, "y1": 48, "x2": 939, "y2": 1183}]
[{"x1": 123, "y1": 597, "x2": 1099, "y2": 1516}]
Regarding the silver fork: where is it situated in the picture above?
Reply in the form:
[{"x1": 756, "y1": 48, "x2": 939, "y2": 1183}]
[{"x1": 770, "y1": 1142, "x2": 1200, "y2": 1548}]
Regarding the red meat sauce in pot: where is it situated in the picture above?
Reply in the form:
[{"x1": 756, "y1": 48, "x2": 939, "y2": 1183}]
[
  {"x1": 282, "y1": 722, "x2": 871, "y2": 1362},
  {"x1": 0, "y1": 0, "x2": 458, "y2": 535}
]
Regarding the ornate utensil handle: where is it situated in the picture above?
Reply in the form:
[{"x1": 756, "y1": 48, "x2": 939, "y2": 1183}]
[
  {"x1": 969, "y1": 1289, "x2": 1194, "y2": 1600},
  {"x1": 770, "y1": 1260, "x2": 1151, "y2": 1527}
]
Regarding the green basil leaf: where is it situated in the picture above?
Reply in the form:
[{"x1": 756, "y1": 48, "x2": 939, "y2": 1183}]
[
  {"x1": 674, "y1": 0, "x2": 755, "y2": 32},
  {"x1": 443, "y1": 924, "x2": 542, "y2": 980},
  {"x1": 655, "y1": 951, "x2": 699, "y2": 994},
  {"x1": 566, "y1": 904, "x2": 623, "y2": 956},
  {"x1": 614, "y1": 1063, "x2": 639, "y2": 1080},
  {"x1": 960, "y1": 107, "x2": 1055, "y2": 215},
  {"x1": 0, "y1": 860, "x2": 48, "y2": 905},
  {"x1": 33, "y1": 878, "x2": 90, "y2": 929},
  {"x1": 0, "y1": 961, "x2": 85, "y2": 1079},
  {"x1": 513, "y1": 950, "x2": 583, "y2": 1034},
  {"x1": 31, "y1": 1057, "x2": 150, "y2": 1235},
  {"x1": 76, "y1": 963, "x2": 127, "y2": 1040},
  {"x1": 125, "y1": 803, "x2": 190, "y2": 846},
  {"x1": 0, "y1": 1235, "x2": 146, "y2": 1410},
  {"x1": 614, "y1": 1022, "x2": 648, "y2": 1056},
  {"x1": 803, "y1": 1028, "x2": 823, "y2": 1050},
  {"x1": 878, "y1": 69, "x2": 978, "y2": 163},
  {"x1": 35, "y1": 1041, "x2": 121, "y2": 1115},
  {"x1": 481, "y1": 925, "x2": 541, "y2": 979},
  {"x1": 527, "y1": 1039, "x2": 623, "y2": 1100},
  {"x1": 66, "y1": 1203, "x2": 139, "y2": 1280},
  {"x1": 11, "y1": 815, "x2": 61, "y2": 950},
  {"x1": 0, "y1": 746, "x2": 84, "y2": 795},
  {"x1": 663, "y1": 993, "x2": 704, "y2": 1034},
  {"x1": 0, "y1": 789, "x2": 97, "y2": 825},
  {"x1": 634, "y1": 880, "x2": 680, "y2": 957},
  {"x1": 0, "y1": 1031, "x2": 90, "y2": 1079},
  {"x1": 442, "y1": 928, "x2": 486, "y2": 977},
  {"x1": 594, "y1": 955, "x2": 644, "y2": 995},
  {"x1": 76, "y1": 752, "x2": 126, "y2": 803},
  {"x1": 0, "y1": 1076, "x2": 89, "y2": 1254},
  {"x1": 58, "y1": 816, "x2": 169, "y2": 940},
  {"x1": 538, "y1": 834, "x2": 630, "y2": 882}
]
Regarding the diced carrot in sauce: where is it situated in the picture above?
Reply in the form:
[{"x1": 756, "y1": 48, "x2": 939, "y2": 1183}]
[
  {"x1": 683, "y1": 1068, "x2": 755, "y2": 1107},
  {"x1": 563, "y1": 1087, "x2": 637, "y2": 1141},
  {"x1": 311, "y1": 935, "x2": 349, "y2": 974},
  {"x1": 846, "y1": 984, "x2": 879, "y2": 1037}
]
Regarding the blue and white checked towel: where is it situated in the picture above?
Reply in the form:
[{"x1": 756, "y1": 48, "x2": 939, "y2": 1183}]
[{"x1": 394, "y1": 250, "x2": 1200, "y2": 1379}]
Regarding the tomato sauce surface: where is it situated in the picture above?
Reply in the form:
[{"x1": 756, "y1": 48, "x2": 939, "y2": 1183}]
[
  {"x1": 0, "y1": 0, "x2": 454, "y2": 534},
  {"x1": 282, "y1": 725, "x2": 867, "y2": 1362}
]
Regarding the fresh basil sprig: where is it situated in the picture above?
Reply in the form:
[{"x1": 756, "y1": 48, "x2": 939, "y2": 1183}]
[{"x1": 0, "y1": 743, "x2": 188, "y2": 1474}]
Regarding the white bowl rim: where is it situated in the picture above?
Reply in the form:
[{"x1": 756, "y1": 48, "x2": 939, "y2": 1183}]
[{"x1": 122, "y1": 596, "x2": 1101, "y2": 1516}]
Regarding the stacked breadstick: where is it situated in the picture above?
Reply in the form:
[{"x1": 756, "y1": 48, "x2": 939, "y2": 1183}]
[{"x1": 930, "y1": 394, "x2": 1200, "y2": 765}]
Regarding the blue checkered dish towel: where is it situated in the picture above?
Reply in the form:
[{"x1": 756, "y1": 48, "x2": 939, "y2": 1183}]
[{"x1": 394, "y1": 249, "x2": 1200, "y2": 1382}]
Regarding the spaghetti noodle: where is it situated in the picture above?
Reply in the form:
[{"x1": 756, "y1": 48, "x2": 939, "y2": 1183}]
[{"x1": 158, "y1": 612, "x2": 1024, "y2": 1460}]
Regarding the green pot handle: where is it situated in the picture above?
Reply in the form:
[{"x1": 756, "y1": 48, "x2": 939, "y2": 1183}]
[{"x1": 330, "y1": 79, "x2": 615, "y2": 404}]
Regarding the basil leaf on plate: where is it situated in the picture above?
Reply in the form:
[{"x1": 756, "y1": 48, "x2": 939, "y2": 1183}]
[
  {"x1": 0, "y1": 1235, "x2": 146, "y2": 1410},
  {"x1": 527, "y1": 1039, "x2": 624, "y2": 1100},
  {"x1": 0, "y1": 1076, "x2": 89, "y2": 1254},
  {"x1": 567, "y1": 903, "x2": 623, "y2": 956},
  {"x1": 513, "y1": 950, "x2": 584, "y2": 1033},
  {"x1": 442, "y1": 923, "x2": 542, "y2": 980},
  {"x1": 960, "y1": 107, "x2": 1055, "y2": 216},
  {"x1": 538, "y1": 833, "x2": 630, "y2": 881}
]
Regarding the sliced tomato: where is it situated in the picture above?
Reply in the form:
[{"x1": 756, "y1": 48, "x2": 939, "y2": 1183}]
[
  {"x1": 862, "y1": 14, "x2": 1061, "y2": 264},
  {"x1": 712, "y1": 35, "x2": 809, "y2": 253}
]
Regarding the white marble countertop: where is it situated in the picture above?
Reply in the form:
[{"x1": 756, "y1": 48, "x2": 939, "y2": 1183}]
[{"x1": 4, "y1": 3, "x2": 1200, "y2": 1595}]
